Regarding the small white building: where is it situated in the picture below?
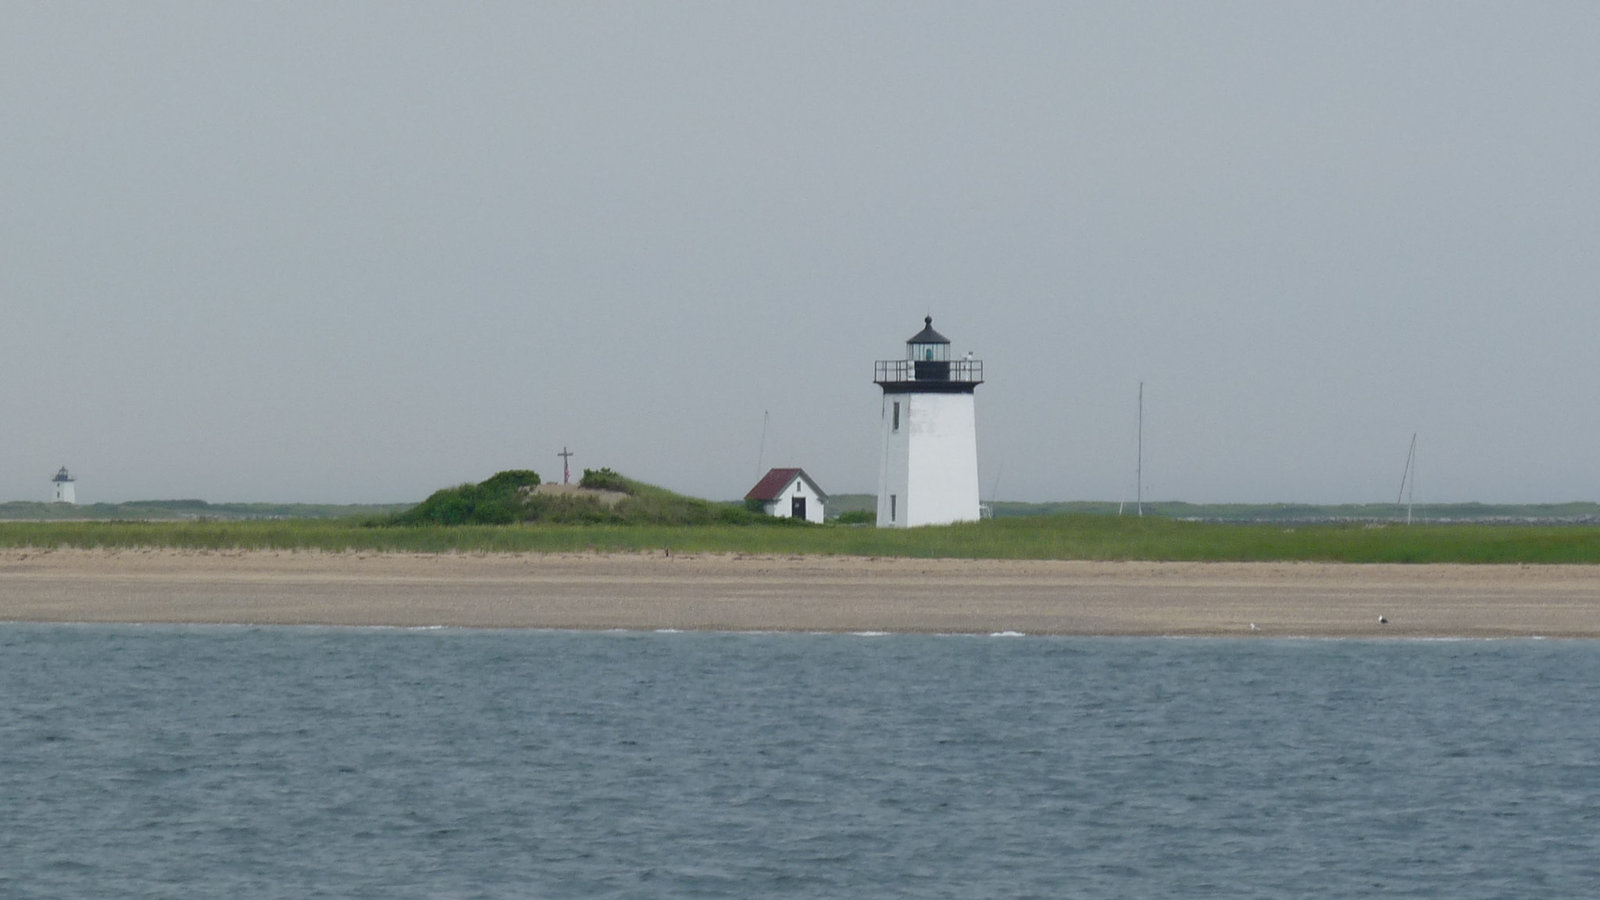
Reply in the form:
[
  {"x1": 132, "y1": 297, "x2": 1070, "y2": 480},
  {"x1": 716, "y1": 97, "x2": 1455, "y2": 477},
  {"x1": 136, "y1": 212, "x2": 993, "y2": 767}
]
[
  {"x1": 52, "y1": 466, "x2": 77, "y2": 504},
  {"x1": 744, "y1": 468, "x2": 827, "y2": 523}
]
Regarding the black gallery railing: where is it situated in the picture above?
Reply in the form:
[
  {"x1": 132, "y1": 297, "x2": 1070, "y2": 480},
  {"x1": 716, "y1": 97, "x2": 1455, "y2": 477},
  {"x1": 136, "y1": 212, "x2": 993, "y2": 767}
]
[{"x1": 874, "y1": 359, "x2": 983, "y2": 383}]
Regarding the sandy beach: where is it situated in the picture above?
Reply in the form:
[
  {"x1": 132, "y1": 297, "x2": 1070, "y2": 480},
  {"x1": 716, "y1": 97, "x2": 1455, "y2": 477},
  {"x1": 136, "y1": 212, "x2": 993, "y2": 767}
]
[{"x1": 3, "y1": 548, "x2": 1598, "y2": 637}]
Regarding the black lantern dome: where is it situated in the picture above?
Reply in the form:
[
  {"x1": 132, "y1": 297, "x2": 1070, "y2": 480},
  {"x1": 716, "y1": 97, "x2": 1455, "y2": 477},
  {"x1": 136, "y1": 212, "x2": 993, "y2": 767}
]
[{"x1": 906, "y1": 316, "x2": 950, "y2": 361}]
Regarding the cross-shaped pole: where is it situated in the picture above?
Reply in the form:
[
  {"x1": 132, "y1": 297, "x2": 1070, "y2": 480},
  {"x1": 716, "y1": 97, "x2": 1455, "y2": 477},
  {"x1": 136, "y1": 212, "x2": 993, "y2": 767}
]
[{"x1": 558, "y1": 446, "x2": 574, "y2": 484}]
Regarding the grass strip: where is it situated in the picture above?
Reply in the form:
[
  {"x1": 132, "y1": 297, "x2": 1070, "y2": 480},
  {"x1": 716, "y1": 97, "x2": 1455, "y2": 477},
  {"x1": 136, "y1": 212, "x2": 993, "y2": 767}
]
[{"x1": 3, "y1": 516, "x2": 1600, "y2": 564}]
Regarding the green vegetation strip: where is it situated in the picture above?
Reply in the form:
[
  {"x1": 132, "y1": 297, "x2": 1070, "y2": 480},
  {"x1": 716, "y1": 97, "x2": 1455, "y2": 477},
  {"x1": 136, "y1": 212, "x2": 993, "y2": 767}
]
[
  {"x1": 5, "y1": 516, "x2": 1600, "y2": 564},
  {"x1": 11, "y1": 471, "x2": 1599, "y2": 563}
]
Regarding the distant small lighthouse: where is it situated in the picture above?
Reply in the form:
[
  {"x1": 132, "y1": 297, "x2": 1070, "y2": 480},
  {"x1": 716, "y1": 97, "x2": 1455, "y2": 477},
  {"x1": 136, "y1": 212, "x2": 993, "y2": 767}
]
[
  {"x1": 874, "y1": 317, "x2": 983, "y2": 527},
  {"x1": 52, "y1": 466, "x2": 77, "y2": 504}
]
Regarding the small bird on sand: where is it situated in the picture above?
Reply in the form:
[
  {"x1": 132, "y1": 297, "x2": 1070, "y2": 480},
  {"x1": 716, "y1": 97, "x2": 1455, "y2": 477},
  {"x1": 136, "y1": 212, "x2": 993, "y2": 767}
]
[{"x1": 1378, "y1": 615, "x2": 1388, "y2": 624}]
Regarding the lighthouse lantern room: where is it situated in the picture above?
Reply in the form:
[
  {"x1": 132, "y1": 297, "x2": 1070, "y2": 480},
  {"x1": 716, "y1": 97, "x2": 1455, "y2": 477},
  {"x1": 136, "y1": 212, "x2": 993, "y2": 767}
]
[{"x1": 874, "y1": 317, "x2": 982, "y2": 528}]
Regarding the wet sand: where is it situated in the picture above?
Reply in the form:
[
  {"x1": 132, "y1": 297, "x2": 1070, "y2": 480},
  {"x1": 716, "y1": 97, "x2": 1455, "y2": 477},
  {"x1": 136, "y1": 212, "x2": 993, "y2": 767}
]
[{"x1": 2, "y1": 548, "x2": 1598, "y2": 637}]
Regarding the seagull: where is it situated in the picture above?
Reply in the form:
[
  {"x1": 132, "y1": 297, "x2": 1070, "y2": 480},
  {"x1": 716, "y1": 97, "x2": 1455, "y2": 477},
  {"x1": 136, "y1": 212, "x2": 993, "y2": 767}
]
[
  {"x1": 1378, "y1": 615, "x2": 1388, "y2": 624},
  {"x1": 1249, "y1": 623, "x2": 1260, "y2": 632}
]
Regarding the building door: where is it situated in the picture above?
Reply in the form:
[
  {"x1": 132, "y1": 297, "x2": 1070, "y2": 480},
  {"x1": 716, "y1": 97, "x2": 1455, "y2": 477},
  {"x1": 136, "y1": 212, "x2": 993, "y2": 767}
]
[{"x1": 791, "y1": 497, "x2": 806, "y2": 520}]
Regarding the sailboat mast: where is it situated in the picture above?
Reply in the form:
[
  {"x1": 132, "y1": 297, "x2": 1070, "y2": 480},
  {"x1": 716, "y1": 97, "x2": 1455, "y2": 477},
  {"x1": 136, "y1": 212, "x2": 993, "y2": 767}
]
[
  {"x1": 755, "y1": 410, "x2": 769, "y2": 483},
  {"x1": 1137, "y1": 381, "x2": 1144, "y2": 518},
  {"x1": 1407, "y1": 436, "x2": 1416, "y2": 525},
  {"x1": 1396, "y1": 432, "x2": 1417, "y2": 524}
]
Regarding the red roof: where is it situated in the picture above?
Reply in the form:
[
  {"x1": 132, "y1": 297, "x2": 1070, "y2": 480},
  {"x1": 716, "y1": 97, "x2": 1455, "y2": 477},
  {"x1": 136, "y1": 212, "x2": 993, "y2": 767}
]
[{"x1": 744, "y1": 467, "x2": 825, "y2": 501}]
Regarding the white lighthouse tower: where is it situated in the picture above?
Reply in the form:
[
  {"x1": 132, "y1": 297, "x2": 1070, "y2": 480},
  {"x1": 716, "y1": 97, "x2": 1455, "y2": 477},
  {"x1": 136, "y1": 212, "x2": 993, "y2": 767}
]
[
  {"x1": 875, "y1": 316, "x2": 983, "y2": 527},
  {"x1": 52, "y1": 466, "x2": 77, "y2": 504}
]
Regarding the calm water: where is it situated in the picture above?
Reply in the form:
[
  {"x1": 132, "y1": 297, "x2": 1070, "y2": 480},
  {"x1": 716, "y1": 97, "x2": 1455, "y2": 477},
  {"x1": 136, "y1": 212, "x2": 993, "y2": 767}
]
[{"x1": 3, "y1": 625, "x2": 1599, "y2": 898}]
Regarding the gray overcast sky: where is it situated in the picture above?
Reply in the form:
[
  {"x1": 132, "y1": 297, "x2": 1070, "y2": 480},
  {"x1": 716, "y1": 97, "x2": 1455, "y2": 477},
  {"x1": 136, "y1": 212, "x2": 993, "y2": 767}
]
[{"x1": 5, "y1": 3, "x2": 1599, "y2": 505}]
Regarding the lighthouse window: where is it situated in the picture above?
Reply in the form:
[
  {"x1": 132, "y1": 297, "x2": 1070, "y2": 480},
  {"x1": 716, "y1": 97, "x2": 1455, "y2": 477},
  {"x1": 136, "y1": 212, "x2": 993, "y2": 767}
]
[
  {"x1": 892, "y1": 401, "x2": 900, "y2": 432},
  {"x1": 890, "y1": 495, "x2": 897, "y2": 522}
]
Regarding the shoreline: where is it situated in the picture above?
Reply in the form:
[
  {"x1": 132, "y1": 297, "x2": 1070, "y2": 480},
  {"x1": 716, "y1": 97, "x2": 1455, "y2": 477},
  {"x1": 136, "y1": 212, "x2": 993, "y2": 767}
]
[{"x1": 4, "y1": 548, "x2": 1599, "y2": 637}]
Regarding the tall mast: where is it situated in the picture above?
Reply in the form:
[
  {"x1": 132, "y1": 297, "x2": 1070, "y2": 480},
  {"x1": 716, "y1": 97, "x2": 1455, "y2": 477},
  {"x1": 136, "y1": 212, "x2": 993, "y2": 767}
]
[
  {"x1": 755, "y1": 409, "x2": 769, "y2": 482},
  {"x1": 1407, "y1": 436, "x2": 1417, "y2": 525},
  {"x1": 1137, "y1": 381, "x2": 1144, "y2": 517},
  {"x1": 1395, "y1": 433, "x2": 1417, "y2": 524}
]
